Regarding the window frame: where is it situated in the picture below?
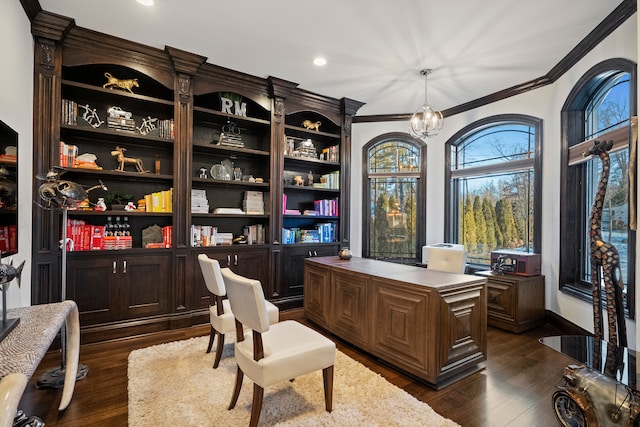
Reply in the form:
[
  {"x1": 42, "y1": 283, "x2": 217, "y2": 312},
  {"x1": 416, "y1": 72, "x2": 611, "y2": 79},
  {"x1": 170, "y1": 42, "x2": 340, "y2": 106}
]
[
  {"x1": 444, "y1": 114, "x2": 543, "y2": 266},
  {"x1": 362, "y1": 132, "x2": 427, "y2": 263},
  {"x1": 559, "y1": 58, "x2": 637, "y2": 318}
]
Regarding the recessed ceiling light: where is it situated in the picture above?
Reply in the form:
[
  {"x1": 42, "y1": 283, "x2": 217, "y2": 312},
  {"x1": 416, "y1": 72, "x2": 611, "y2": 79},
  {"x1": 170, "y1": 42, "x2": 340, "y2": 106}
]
[
  {"x1": 313, "y1": 57, "x2": 327, "y2": 66},
  {"x1": 137, "y1": 0, "x2": 154, "y2": 6}
]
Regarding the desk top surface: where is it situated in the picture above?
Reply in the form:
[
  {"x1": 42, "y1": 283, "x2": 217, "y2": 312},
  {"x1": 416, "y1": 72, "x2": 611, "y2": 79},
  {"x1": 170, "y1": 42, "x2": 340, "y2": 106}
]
[
  {"x1": 306, "y1": 256, "x2": 485, "y2": 290},
  {"x1": 0, "y1": 301, "x2": 76, "y2": 379}
]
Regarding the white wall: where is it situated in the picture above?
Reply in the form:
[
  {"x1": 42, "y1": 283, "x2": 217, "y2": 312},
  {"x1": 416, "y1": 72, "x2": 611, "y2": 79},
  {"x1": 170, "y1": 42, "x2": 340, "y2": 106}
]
[
  {"x1": 0, "y1": 2, "x2": 33, "y2": 308},
  {"x1": 351, "y1": 16, "x2": 639, "y2": 348}
]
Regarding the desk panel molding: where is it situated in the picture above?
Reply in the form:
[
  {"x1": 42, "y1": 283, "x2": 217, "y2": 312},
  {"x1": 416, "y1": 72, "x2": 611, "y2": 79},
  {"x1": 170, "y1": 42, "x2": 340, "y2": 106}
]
[{"x1": 304, "y1": 256, "x2": 487, "y2": 389}]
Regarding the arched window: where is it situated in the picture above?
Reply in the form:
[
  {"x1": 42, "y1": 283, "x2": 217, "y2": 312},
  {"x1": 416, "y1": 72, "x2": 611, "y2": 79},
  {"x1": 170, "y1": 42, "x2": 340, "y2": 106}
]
[
  {"x1": 362, "y1": 133, "x2": 426, "y2": 263},
  {"x1": 560, "y1": 58, "x2": 636, "y2": 317},
  {"x1": 445, "y1": 115, "x2": 543, "y2": 265}
]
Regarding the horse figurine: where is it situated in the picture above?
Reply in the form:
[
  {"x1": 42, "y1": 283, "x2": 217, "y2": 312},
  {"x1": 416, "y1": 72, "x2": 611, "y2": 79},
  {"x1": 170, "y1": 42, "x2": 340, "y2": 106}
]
[{"x1": 111, "y1": 146, "x2": 148, "y2": 173}]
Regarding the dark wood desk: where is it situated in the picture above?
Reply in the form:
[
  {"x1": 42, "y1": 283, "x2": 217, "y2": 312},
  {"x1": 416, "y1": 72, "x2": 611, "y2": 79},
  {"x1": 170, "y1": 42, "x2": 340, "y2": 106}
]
[{"x1": 304, "y1": 256, "x2": 487, "y2": 389}]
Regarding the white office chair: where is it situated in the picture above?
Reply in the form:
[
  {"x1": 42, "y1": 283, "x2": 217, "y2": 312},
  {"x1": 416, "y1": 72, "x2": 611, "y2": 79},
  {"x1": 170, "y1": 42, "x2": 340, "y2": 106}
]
[
  {"x1": 197, "y1": 254, "x2": 279, "y2": 368},
  {"x1": 426, "y1": 246, "x2": 467, "y2": 274},
  {"x1": 222, "y1": 268, "x2": 336, "y2": 427}
]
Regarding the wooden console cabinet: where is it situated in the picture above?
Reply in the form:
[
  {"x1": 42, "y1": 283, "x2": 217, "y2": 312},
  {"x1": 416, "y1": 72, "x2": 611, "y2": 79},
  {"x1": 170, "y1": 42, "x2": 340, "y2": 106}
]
[
  {"x1": 478, "y1": 271, "x2": 545, "y2": 333},
  {"x1": 304, "y1": 256, "x2": 487, "y2": 389}
]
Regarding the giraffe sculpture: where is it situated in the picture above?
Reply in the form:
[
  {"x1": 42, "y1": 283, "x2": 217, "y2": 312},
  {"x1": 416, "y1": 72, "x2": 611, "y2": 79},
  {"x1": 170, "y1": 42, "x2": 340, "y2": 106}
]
[{"x1": 588, "y1": 139, "x2": 627, "y2": 348}]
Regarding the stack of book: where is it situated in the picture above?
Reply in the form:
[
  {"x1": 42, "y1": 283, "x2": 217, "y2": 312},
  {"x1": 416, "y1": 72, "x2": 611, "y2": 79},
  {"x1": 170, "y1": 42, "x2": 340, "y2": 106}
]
[
  {"x1": 61, "y1": 99, "x2": 78, "y2": 126},
  {"x1": 313, "y1": 198, "x2": 339, "y2": 216},
  {"x1": 59, "y1": 141, "x2": 78, "y2": 168},
  {"x1": 321, "y1": 145, "x2": 339, "y2": 162},
  {"x1": 313, "y1": 171, "x2": 340, "y2": 189},
  {"x1": 243, "y1": 191, "x2": 264, "y2": 214},
  {"x1": 281, "y1": 223, "x2": 336, "y2": 244},
  {"x1": 157, "y1": 119, "x2": 174, "y2": 139},
  {"x1": 144, "y1": 188, "x2": 173, "y2": 212},
  {"x1": 215, "y1": 232, "x2": 234, "y2": 245},
  {"x1": 64, "y1": 219, "x2": 126, "y2": 251},
  {"x1": 191, "y1": 225, "x2": 217, "y2": 247},
  {"x1": 0, "y1": 225, "x2": 18, "y2": 254},
  {"x1": 282, "y1": 194, "x2": 301, "y2": 215},
  {"x1": 107, "y1": 116, "x2": 135, "y2": 133},
  {"x1": 243, "y1": 224, "x2": 265, "y2": 244},
  {"x1": 191, "y1": 189, "x2": 209, "y2": 213},
  {"x1": 220, "y1": 133, "x2": 243, "y2": 148}
]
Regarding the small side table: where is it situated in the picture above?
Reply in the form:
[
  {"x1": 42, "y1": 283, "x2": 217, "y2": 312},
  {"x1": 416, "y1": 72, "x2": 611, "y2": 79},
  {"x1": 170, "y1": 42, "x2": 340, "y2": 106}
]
[
  {"x1": 0, "y1": 301, "x2": 80, "y2": 425},
  {"x1": 477, "y1": 271, "x2": 545, "y2": 333}
]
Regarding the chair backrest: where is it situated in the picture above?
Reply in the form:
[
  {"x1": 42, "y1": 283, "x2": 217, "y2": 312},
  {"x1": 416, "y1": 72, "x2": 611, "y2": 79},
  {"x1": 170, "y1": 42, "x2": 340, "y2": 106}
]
[
  {"x1": 426, "y1": 247, "x2": 467, "y2": 274},
  {"x1": 198, "y1": 254, "x2": 226, "y2": 297},
  {"x1": 222, "y1": 268, "x2": 270, "y2": 334}
]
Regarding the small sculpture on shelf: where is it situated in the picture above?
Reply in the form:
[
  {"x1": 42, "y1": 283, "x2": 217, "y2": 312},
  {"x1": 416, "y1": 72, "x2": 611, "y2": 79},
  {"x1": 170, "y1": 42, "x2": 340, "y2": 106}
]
[
  {"x1": 302, "y1": 120, "x2": 321, "y2": 131},
  {"x1": 111, "y1": 146, "x2": 149, "y2": 173},
  {"x1": 293, "y1": 175, "x2": 304, "y2": 186},
  {"x1": 103, "y1": 72, "x2": 139, "y2": 94},
  {"x1": 94, "y1": 197, "x2": 107, "y2": 212},
  {"x1": 36, "y1": 169, "x2": 107, "y2": 210},
  {"x1": 78, "y1": 104, "x2": 104, "y2": 128},
  {"x1": 137, "y1": 116, "x2": 158, "y2": 135},
  {"x1": 107, "y1": 106, "x2": 135, "y2": 133}
]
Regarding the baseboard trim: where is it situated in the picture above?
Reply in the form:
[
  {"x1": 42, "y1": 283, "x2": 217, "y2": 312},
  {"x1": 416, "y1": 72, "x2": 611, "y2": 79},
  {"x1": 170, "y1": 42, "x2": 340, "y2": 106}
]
[{"x1": 544, "y1": 309, "x2": 591, "y2": 336}]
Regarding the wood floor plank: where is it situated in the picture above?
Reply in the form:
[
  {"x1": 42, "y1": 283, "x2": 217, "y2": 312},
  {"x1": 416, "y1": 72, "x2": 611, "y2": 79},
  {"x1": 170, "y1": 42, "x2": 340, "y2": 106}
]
[{"x1": 14, "y1": 309, "x2": 571, "y2": 426}]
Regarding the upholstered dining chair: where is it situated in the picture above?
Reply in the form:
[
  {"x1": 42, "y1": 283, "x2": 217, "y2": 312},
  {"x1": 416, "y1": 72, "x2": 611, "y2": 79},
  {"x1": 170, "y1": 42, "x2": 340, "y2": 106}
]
[
  {"x1": 426, "y1": 246, "x2": 468, "y2": 274},
  {"x1": 222, "y1": 268, "x2": 336, "y2": 427},
  {"x1": 197, "y1": 254, "x2": 279, "y2": 369}
]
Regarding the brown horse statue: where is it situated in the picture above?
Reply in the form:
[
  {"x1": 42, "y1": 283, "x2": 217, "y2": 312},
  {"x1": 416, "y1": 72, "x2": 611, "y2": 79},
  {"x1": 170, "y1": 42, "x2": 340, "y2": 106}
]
[{"x1": 111, "y1": 146, "x2": 148, "y2": 173}]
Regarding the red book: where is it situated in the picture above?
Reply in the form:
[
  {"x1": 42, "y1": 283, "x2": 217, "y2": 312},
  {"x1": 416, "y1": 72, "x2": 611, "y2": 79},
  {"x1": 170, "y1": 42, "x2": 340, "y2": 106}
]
[
  {"x1": 0, "y1": 226, "x2": 7, "y2": 253},
  {"x1": 90, "y1": 226, "x2": 105, "y2": 250},
  {"x1": 81, "y1": 225, "x2": 92, "y2": 251},
  {"x1": 8, "y1": 225, "x2": 17, "y2": 253}
]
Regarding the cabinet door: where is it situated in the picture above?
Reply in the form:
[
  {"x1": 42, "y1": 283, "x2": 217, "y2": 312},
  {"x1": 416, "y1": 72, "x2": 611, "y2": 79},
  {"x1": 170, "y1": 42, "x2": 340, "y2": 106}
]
[
  {"x1": 332, "y1": 268, "x2": 369, "y2": 348},
  {"x1": 119, "y1": 254, "x2": 171, "y2": 318},
  {"x1": 370, "y1": 279, "x2": 429, "y2": 374},
  {"x1": 281, "y1": 244, "x2": 339, "y2": 298},
  {"x1": 303, "y1": 261, "x2": 332, "y2": 328},
  {"x1": 195, "y1": 248, "x2": 269, "y2": 299},
  {"x1": 66, "y1": 256, "x2": 119, "y2": 325}
]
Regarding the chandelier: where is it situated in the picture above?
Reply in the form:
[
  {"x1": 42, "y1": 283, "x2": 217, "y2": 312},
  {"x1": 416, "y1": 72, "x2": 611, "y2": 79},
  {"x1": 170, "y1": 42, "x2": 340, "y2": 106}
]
[{"x1": 409, "y1": 69, "x2": 443, "y2": 138}]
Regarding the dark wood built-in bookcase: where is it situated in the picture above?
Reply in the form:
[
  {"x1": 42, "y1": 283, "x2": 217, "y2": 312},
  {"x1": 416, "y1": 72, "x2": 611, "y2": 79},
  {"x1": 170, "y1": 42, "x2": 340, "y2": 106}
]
[{"x1": 30, "y1": 11, "x2": 363, "y2": 342}]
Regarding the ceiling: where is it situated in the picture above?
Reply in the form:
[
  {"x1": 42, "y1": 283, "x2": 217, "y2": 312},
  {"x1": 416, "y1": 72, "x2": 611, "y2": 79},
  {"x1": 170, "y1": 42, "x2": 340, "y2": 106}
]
[{"x1": 38, "y1": 0, "x2": 625, "y2": 117}]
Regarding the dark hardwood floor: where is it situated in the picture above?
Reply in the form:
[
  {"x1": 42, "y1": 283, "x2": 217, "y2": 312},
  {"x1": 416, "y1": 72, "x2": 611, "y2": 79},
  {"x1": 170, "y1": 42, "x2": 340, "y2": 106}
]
[{"x1": 17, "y1": 309, "x2": 569, "y2": 426}]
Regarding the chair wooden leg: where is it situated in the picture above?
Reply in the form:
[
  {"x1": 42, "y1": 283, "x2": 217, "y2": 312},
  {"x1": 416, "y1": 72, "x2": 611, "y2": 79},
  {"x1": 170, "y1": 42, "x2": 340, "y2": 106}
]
[
  {"x1": 228, "y1": 366, "x2": 244, "y2": 410},
  {"x1": 212, "y1": 332, "x2": 225, "y2": 369},
  {"x1": 206, "y1": 325, "x2": 215, "y2": 353},
  {"x1": 323, "y1": 365, "x2": 334, "y2": 412},
  {"x1": 249, "y1": 383, "x2": 264, "y2": 427}
]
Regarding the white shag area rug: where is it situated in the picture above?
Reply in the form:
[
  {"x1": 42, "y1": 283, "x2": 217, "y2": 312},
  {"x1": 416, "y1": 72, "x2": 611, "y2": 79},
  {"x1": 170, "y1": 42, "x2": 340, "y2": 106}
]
[{"x1": 128, "y1": 334, "x2": 460, "y2": 427}]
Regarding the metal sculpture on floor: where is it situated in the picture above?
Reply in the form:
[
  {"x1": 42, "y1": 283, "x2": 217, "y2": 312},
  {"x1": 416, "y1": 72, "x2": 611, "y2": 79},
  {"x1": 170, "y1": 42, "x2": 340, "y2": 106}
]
[
  {"x1": 588, "y1": 139, "x2": 627, "y2": 348},
  {"x1": 0, "y1": 258, "x2": 24, "y2": 342},
  {"x1": 34, "y1": 169, "x2": 106, "y2": 388}
]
